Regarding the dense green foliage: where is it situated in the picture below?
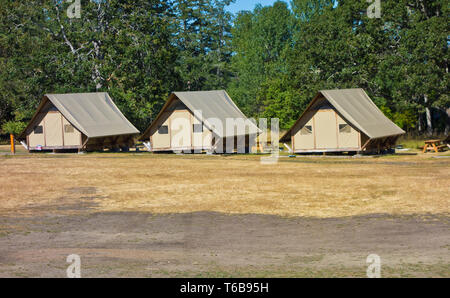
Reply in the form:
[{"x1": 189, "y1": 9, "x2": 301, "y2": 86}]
[
  {"x1": 230, "y1": 0, "x2": 449, "y2": 131},
  {"x1": 0, "y1": 0, "x2": 448, "y2": 136}
]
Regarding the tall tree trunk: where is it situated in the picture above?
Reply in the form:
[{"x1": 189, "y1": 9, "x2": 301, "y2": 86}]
[
  {"x1": 424, "y1": 94, "x2": 433, "y2": 135},
  {"x1": 418, "y1": 113, "x2": 422, "y2": 133},
  {"x1": 92, "y1": 2, "x2": 106, "y2": 91},
  {"x1": 92, "y1": 40, "x2": 102, "y2": 91},
  {"x1": 445, "y1": 108, "x2": 450, "y2": 136},
  {"x1": 425, "y1": 107, "x2": 433, "y2": 135},
  {"x1": 446, "y1": 60, "x2": 449, "y2": 135}
]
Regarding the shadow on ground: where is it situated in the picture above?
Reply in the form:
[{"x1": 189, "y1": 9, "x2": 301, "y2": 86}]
[{"x1": 0, "y1": 208, "x2": 448, "y2": 277}]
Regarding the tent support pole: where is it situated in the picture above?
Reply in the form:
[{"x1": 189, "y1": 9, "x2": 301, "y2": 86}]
[
  {"x1": 209, "y1": 137, "x2": 222, "y2": 155},
  {"x1": 81, "y1": 137, "x2": 89, "y2": 151},
  {"x1": 283, "y1": 143, "x2": 293, "y2": 153},
  {"x1": 361, "y1": 139, "x2": 372, "y2": 151}
]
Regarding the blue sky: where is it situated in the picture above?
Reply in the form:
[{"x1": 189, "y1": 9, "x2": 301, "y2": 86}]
[{"x1": 226, "y1": 0, "x2": 287, "y2": 14}]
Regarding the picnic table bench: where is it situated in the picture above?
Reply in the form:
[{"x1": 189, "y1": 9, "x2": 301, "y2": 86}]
[{"x1": 422, "y1": 139, "x2": 447, "y2": 153}]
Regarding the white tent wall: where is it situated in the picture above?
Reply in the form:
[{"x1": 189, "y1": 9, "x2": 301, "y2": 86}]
[
  {"x1": 26, "y1": 102, "x2": 82, "y2": 150},
  {"x1": 27, "y1": 112, "x2": 46, "y2": 148},
  {"x1": 291, "y1": 104, "x2": 361, "y2": 153},
  {"x1": 149, "y1": 98, "x2": 214, "y2": 152}
]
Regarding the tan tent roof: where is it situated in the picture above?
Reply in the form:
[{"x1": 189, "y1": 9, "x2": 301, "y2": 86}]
[
  {"x1": 20, "y1": 92, "x2": 139, "y2": 139},
  {"x1": 280, "y1": 88, "x2": 405, "y2": 142},
  {"x1": 142, "y1": 90, "x2": 260, "y2": 139}
]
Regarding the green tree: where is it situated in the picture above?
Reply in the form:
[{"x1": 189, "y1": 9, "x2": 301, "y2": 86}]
[
  {"x1": 1, "y1": 0, "x2": 448, "y2": 137},
  {"x1": 229, "y1": 1, "x2": 294, "y2": 120},
  {"x1": 174, "y1": 0, "x2": 235, "y2": 91},
  {"x1": 287, "y1": 0, "x2": 449, "y2": 133},
  {"x1": 0, "y1": 0, "x2": 180, "y2": 132},
  {"x1": 394, "y1": 0, "x2": 449, "y2": 134}
]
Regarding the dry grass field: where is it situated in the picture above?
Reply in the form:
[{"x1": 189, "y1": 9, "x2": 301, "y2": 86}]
[
  {"x1": 0, "y1": 146, "x2": 449, "y2": 277},
  {"x1": 0, "y1": 150, "x2": 449, "y2": 218}
]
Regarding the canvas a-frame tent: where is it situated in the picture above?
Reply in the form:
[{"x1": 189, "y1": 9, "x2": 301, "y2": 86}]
[
  {"x1": 140, "y1": 90, "x2": 261, "y2": 153},
  {"x1": 279, "y1": 89, "x2": 405, "y2": 154},
  {"x1": 19, "y1": 92, "x2": 140, "y2": 152}
]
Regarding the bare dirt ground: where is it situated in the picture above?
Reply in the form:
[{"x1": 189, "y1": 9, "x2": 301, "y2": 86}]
[
  {"x1": 0, "y1": 149, "x2": 449, "y2": 277},
  {"x1": 0, "y1": 210, "x2": 448, "y2": 277}
]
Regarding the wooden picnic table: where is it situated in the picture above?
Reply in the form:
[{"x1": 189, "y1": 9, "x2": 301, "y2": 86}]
[{"x1": 422, "y1": 139, "x2": 446, "y2": 153}]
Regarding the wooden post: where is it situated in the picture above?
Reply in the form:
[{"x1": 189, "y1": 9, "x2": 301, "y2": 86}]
[{"x1": 10, "y1": 134, "x2": 15, "y2": 154}]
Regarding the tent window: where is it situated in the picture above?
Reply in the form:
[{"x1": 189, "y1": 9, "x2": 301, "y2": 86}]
[
  {"x1": 193, "y1": 124, "x2": 203, "y2": 133},
  {"x1": 339, "y1": 124, "x2": 351, "y2": 133},
  {"x1": 34, "y1": 125, "x2": 43, "y2": 134},
  {"x1": 300, "y1": 125, "x2": 312, "y2": 135},
  {"x1": 64, "y1": 124, "x2": 74, "y2": 133},
  {"x1": 158, "y1": 125, "x2": 168, "y2": 135}
]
